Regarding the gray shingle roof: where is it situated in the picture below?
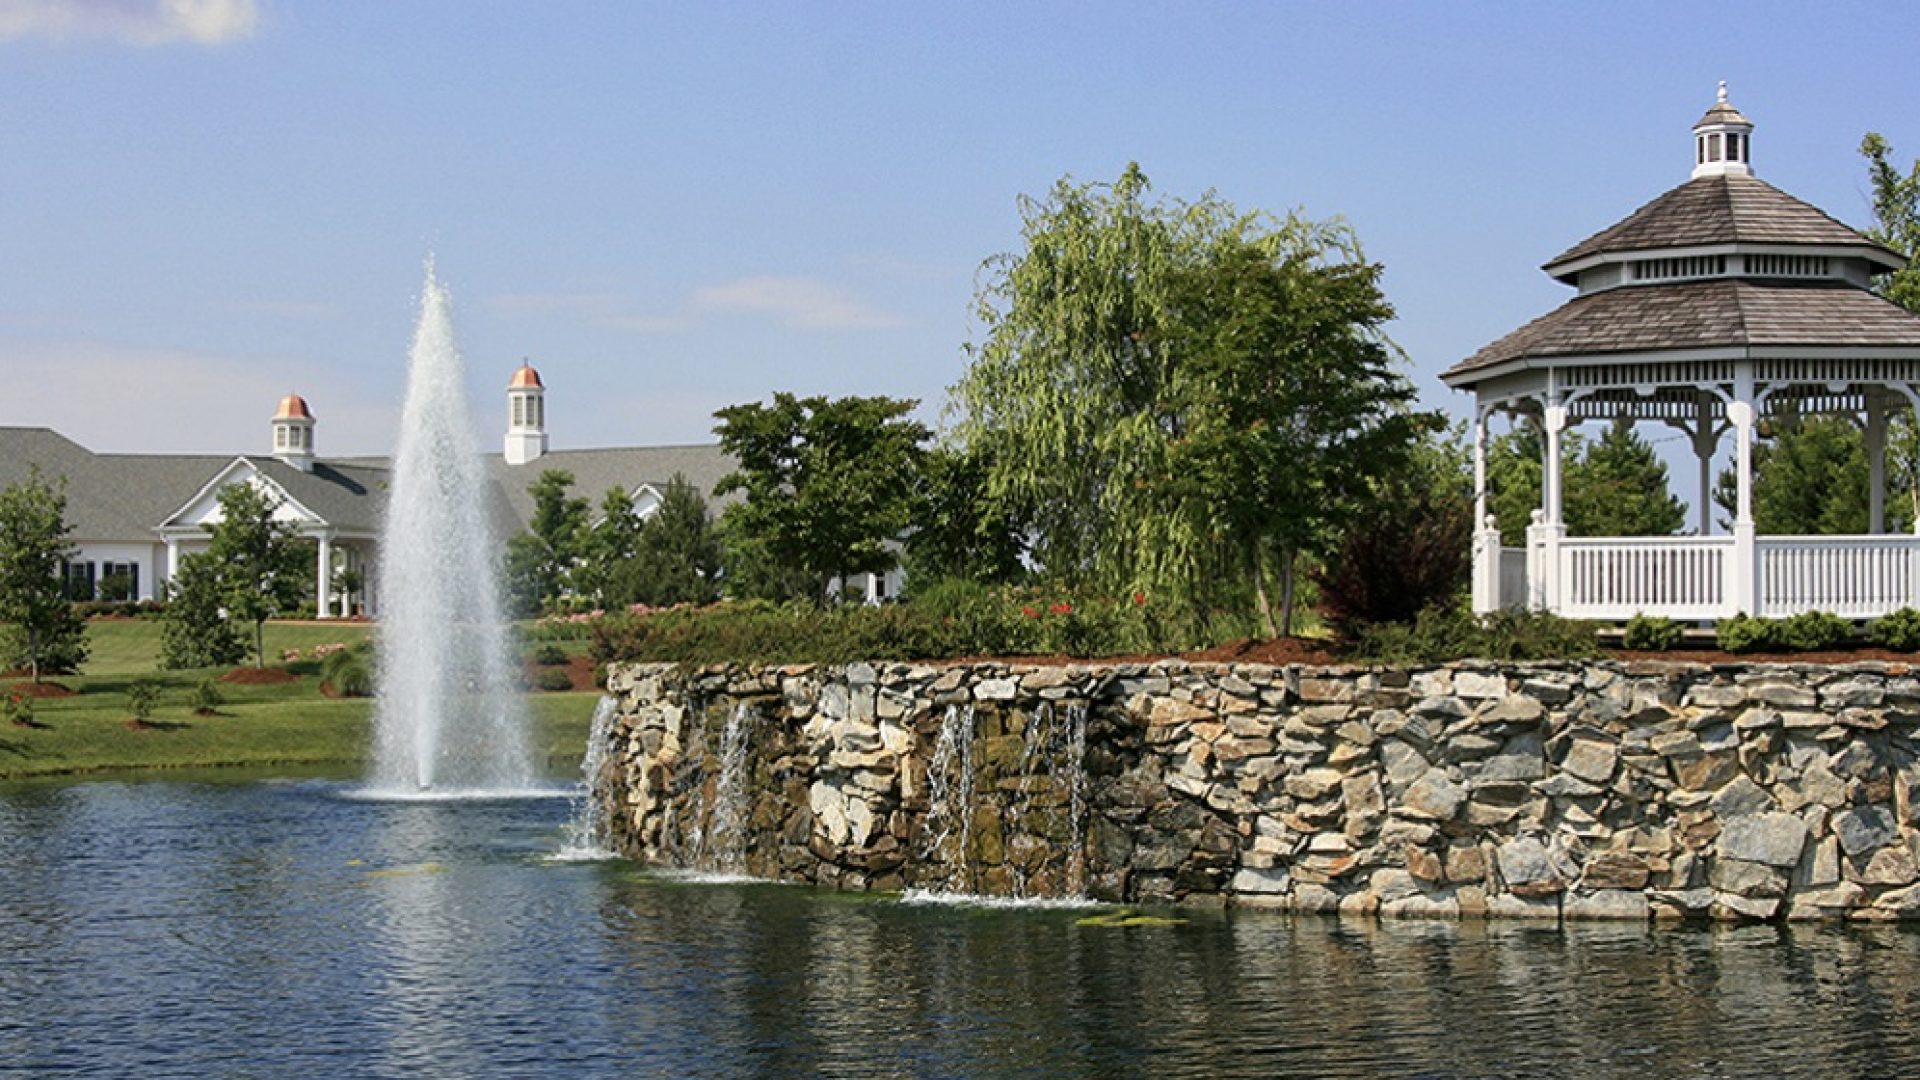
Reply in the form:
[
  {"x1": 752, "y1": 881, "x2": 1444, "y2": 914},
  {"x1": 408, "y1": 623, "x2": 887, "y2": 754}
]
[
  {"x1": 1446, "y1": 279, "x2": 1920, "y2": 379},
  {"x1": 485, "y1": 444, "x2": 736, "y2": 525},
  {"x1": 1544, "y1": 175, "x2": 1898, "y2": 276},
  {"x1": 0, "y1": 425, "x2": 730, "y2": 543}
]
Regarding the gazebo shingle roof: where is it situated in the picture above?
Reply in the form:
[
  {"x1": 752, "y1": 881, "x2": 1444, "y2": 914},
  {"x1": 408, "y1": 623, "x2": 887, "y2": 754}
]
[
  {"x1": 1446, "y1": 279, "x2": 1920, "y2": 378},
  {"x1": 1544, "y1": 174, "x2": 1896, "y2": 277}
]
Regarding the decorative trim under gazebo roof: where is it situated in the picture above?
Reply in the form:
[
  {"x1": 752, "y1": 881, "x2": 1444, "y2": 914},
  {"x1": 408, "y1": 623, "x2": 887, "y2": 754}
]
[{"x1": 1447, "y1": 278, "x2": 1920, "y2": 379}]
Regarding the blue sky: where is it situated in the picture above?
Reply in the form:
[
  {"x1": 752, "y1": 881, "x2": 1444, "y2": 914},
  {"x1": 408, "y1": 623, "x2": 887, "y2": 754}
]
[{"x1": 3, "y1": 1, "x2": 1918, "y2": 459}]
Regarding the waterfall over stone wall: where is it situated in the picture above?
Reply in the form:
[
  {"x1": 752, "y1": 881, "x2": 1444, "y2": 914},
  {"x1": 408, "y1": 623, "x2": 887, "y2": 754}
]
[{"x1": 597, "y1": 659, "x2": 1920, "y2": 920}]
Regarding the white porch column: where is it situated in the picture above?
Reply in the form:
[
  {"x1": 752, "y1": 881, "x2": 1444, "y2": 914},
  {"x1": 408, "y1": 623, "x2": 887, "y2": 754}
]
[
  {"x1": 1867, "y1": 392, "x2": 1887, "y2": 535},
  {"x1": 316, "y1": 534, "x2": 333, "y2": 619},
  {"x1": 164, "y1": 537, "x2": 181, "y2": 584},
  {"x1": 1729, "y1": 363, "x2": 1758, "y2": 616},
  {"x1": 1693, "y1": 393, "x2": 1716, "y2": 536},
  {"x1": 1540, "y1": 398, "x2": 1569, "y2": 611},
  {"x1": 1471, "y1": 407, "x2": 1500, "y2": 613}
]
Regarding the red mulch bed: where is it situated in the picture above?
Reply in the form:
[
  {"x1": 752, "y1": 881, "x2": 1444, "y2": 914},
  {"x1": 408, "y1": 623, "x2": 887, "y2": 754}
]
[
  {"x1": 221, "y1": 667, "x2": 299, "y2": 685},
  {"x1": 3, "y1": 680, "x2": 76, "y2": 698},
  {"x1": 521, "y1": 655, "x2": 599, "y2": 692}
]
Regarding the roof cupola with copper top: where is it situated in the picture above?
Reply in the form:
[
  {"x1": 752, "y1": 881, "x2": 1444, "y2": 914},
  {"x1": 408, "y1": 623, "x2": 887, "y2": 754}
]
[
  {"x1": 271, "y1": 393, "x2": 315, "y2": 472},
  {"x1": 505, "y1": 360, "x2": 548, "y2": 465}
]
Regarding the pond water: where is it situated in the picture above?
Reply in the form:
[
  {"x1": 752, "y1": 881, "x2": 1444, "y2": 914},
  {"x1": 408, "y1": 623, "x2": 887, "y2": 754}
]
[{"x1": 4, "y1": 774, "x2": 1920, "y2": 1078}]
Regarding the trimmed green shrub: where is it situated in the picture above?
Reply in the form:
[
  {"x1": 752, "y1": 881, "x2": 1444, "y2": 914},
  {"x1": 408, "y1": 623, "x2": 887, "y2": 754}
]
[
  {"x1": 1779, "y1": 610, "x2": 1851, "y2": 651},
  {"x1": 320, "y1": 645, "x2": 374, "y2": 697},
  {"x1": 1314, "y1": 489, "x2": 1473, "y2": 635},
  {"x1": 1354, "y1": 604, "x2": 1598, "y2": 664},
  {"x1": 3, "y1": 690, "x2": 33, "y2": 728},
  {"x1": 1870, "y1": 607, "x2": 1920, "y2": 652},
  {"x1": 534, "y1": 667, "x2": 576, "y2": 692},
  {"x1": 1622, "y1": 614, "x2": 1686, "y2": 652},
  {"x1": 532, "y1": 643, "x2": 570, "y2": 666},
  {"x1": 1716, "y1": 614, "x2": 1780, "y2": 654}
]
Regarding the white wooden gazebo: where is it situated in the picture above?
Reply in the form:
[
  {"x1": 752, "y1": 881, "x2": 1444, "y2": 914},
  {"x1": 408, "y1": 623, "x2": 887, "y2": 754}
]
[{"x1": 1447, "y1": 86, "x2": 1920, "y2": 622}]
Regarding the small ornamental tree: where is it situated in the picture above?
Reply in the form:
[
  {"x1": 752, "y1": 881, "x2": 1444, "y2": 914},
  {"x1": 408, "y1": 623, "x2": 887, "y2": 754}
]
[
  {"x1": 0, "y1": 468, "x2": 89, "y2": 682},
  {"x1": 505, "y1": 469, "x2": 589, "y2": 614},
  {"x1": 575, "y1": 486, "x2": 644, "y2": 605},
  {"x1": 160, "y1": 552, "x2": 247, "y2": 669},
  {"x1": 205, "y1": 482, "x2": 306, "y2": 668},
  {"x1": 713, "y1": 393, "x2": 929, "y2": 605}
]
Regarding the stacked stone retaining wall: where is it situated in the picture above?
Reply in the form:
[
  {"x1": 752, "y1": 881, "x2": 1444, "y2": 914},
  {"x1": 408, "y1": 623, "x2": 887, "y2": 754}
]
[{"x1": 599, "y1": 658, "x2": 1920, "y2": 920}]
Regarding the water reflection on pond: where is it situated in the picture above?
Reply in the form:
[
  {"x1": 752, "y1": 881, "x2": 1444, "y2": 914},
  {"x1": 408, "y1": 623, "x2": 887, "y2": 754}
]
[{"x1": 2, "y1": 775, "x2": 1917, "y2": 1078}]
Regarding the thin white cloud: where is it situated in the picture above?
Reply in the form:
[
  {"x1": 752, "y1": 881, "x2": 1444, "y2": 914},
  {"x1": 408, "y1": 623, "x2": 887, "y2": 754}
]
[
  {"x1": 486, "y1": 276, "x2": 905, "y2": 334},
  {"x1": 692, "y1": 276, "x2": 906, "y2": 329},
  {"x1": 0, "y1": 339, "x2": 396, "y2": 456},
  {"x1": 0, "y1": 0, "x2": 258, "y2": 45}
]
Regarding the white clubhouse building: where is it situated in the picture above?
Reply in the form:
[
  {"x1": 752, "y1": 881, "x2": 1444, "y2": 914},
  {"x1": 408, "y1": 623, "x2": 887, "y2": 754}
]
[{"x1": 0, "y1": 363, "x2": 732, "y2": 617}]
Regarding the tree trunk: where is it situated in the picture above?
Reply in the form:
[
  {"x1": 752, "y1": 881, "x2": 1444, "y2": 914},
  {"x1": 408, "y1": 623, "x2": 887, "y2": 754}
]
[
  {"x1": 255, "y1": 621, "x2": 266, "y2": 669},
  {"x1": 1252, "y1": 546, "x2": 1278, "y2": 639},
  {"x1": 1278, "y1": 547, "x2": 1298, "y2": 638}
]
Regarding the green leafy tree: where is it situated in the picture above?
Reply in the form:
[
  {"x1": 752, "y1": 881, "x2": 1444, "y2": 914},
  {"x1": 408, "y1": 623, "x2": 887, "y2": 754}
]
[
  {"x1": 901, "y1": 443, "x2": 1027, "y2": 589},
  {"x1": 606, "y1": 475, "x2": 722, "y2": 607},
  {"x1": 505, "y1": 469, "x2": 590, "y2": 615},
  {"x1": 1862, "y1": 133, "x2": 1920, "y2": 524},
  {"x1": 1314, "y1": 423, "x2": 1474, "y2": 632},
  {"x1": 954, "y1": 164, "x2": 1429, "y2": 631},
  {"x1": 204, "y1": 483, "x2": 306, "y2": 667},
  {"x1": 1715, "y1": 413, "x2": 1872, "y2": 535},
  {"x1": 713, "y1": 393, "x2": 929, "y2": 605},
  {"x1": 1862, "y1": 133, "x2": 1920, "y2": 312},
  {"x1": 160, "y1": 552, "x2": 246, "y2": 669},
  {"x1": 0, "y1": 468, "x2": 89, "y2": 682},
  {"x1": 1163, "y1": 222, "x2": 1427, "y2": 634}
]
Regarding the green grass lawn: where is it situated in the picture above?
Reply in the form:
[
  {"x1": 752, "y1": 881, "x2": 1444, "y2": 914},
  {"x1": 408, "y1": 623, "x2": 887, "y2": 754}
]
[{"x1": 0, "y1": 618, "x2": 604, "y2": 780}]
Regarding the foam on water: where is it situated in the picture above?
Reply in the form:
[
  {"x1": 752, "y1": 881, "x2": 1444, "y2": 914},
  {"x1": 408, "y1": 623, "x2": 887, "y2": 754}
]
[{"x1": 897, "y1": 888, "x2": 1107, "y2": 911}]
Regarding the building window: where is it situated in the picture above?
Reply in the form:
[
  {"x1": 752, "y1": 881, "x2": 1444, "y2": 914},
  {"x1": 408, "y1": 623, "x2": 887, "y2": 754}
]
[
  {"x1": 533, "y1": 397, "x2": 543, "y2": 428},
  {"x1": 65, "y1": 560, "x2": 96, "y2": 601},
  {"x1": 513, "y1": 396, "x2": 524, "y2": 427}
]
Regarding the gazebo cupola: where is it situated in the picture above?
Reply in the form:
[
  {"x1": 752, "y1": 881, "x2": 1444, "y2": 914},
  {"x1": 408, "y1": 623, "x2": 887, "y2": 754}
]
[
  {"x1": 1692, "y1": 81, "x2": 1753, "y2": 179},
  {"x1": 1444, "y1": 85, "x2": 1920, "y2": 623}
]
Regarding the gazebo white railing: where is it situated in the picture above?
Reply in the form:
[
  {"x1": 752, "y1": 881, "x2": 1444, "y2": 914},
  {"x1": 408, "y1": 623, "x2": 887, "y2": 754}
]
[{"x1": 1488, "y1": 530, "x2": 1920, "y2": 622}]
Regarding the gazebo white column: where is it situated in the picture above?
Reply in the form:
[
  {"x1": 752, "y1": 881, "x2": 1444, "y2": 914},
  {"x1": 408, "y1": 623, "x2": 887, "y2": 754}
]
[
  {"x1": 1470, "y1": 407, "x2": 1500, "y2": 612},
  {"x1": 1539, "y1": 395, "x2": 1569, "y2": 609},
  {"x1": 316, "y1": 534, "x2": 333, "y2": 619},
  {"x1": 1693, "y1": 393, "x2": 1717, "y2": 536},
  {"x1": 1729, "y1": 363, "x2": 1758, "y2": 613},
  {"x1": 1866, "y1": 392, "x2": 1888, "y2": 534}
]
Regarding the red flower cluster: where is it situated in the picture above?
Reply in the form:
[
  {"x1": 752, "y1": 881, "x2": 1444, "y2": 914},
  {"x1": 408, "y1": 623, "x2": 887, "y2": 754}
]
[
  {"x1": 1049, "y1": 602, "x2": 1073, "y2": 615},
  {"x1": 1021, "y1": 605, "x2": 1040, "y2": 618}
]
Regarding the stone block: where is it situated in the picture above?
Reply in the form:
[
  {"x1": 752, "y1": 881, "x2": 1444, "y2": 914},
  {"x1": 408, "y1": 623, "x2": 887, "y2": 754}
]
[
  {"x1": 1564, "y1": 889, "x2": 1649, "y2": 920},
  {"x1": 1231, "y1": 867, "x2": 1291, "y2": 895},
  {"x1": 1717, "y1": 812, "x2": 1807, "y2": 868},
  {"x1": 1402, "y1": 769, "x2": 1465, "y2": 822},
  {"x1": 1833, "y1": 805, "x2": 1899, "y2": 856},
  {"x1": 1454, "y1": 671, "x2": 1508, "y2": 699},
  {"x1": 1562, "y1": 739, "x2": 1619, "y2": 784}
]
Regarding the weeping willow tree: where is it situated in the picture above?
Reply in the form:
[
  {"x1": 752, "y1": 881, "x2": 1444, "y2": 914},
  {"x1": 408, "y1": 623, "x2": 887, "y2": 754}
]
[{"x1": 953, "y1": 164, "x2": 1429, "y2": 634}]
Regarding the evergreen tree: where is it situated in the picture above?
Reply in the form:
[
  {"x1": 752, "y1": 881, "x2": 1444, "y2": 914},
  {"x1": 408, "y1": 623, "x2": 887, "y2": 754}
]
[
  {"x1": 1565, "y1": 418, "x2": 1687, "y2": 537},
  {"x1": 607, "y1": 475, "x2": 721, "y2": 607},
  {"x1": 0, "y1": 468, "x2": 89, "y2": 682},
  {"x1": 1714, "y1": 413, "x2": 1872, "y2": 535}
]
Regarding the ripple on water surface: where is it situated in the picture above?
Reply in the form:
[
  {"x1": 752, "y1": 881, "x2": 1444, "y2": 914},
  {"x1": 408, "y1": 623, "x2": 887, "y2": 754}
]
[{"x1": 5, "y1": 777, "x2": 1920, "y2": 1078}]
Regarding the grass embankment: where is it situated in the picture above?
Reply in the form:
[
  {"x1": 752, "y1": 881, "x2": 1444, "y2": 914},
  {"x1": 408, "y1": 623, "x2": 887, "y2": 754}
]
[{"x1": 1, "y1": 619, "x2": 603, "y2": 780}]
